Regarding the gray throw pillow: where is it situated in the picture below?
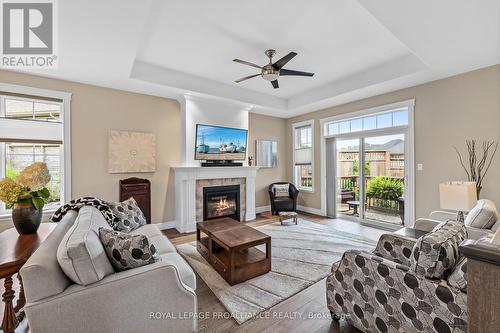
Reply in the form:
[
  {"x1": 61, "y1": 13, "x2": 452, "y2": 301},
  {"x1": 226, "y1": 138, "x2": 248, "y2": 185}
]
[
  {"x1": 465, "y1": 199, "x2": 498, "y2": 229},
  {"x1": 108, "y1": 197, "x2": 147, "y2": 233},
  {"x1": 99, "y1": 228, "x2": 161, "y2": 271}
]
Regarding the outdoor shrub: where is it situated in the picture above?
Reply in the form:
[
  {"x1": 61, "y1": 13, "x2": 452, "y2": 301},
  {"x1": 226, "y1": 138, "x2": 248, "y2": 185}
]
[{"x1": 366, "y1": 176, "x2": 403, "y2": 200}]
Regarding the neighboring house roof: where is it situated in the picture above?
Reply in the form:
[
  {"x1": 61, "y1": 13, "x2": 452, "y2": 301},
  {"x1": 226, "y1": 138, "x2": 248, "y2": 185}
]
[{"x1": 341, "y1": 139, "x2": 404, "y2": 154}]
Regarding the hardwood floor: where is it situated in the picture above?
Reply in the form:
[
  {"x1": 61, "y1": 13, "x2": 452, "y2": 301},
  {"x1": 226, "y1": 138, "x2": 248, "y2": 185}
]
[
  {"x1": 162, "y1": 211, "x2": 386, "y2": 333},
  {"x1": 1, "y1": 212, "x2": 385, "y2": 333}
]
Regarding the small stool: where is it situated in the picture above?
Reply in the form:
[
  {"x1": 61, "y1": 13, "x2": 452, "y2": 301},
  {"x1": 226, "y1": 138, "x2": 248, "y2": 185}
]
[{"x1": 279, "y1": 211, "x2": 298, "y2": 225}]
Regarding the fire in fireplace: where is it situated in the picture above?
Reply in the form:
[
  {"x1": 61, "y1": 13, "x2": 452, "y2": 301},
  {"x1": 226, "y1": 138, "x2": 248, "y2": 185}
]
[{"x1": 203, "y1": 185, "x2": 240, "y2": 221}]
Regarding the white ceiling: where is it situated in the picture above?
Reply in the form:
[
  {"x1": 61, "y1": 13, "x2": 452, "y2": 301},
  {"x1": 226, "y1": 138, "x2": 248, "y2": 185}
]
[{"x1": 7, "y1": 0, "x2": 500, "y2": 118}]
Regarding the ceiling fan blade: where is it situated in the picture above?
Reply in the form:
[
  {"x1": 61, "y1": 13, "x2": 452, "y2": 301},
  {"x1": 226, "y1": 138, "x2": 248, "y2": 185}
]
[
  {"x1": 273, "y1": 52, "x2": 297, "y2": 69},
  {"x1": 271, "y1": 80, "x2": 279, "y2": 89},
  {"x1": 235, "y1": 73, "x2": 261, "y2": 83},
  {"x1": 280, "y1": 69, "x2": 314, "y2": 77},
  {"x1": 233, "y1": 59, "x2": 262, "y2": 69}
]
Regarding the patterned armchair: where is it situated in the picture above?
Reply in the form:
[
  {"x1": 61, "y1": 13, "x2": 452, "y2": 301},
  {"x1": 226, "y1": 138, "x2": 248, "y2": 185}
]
[{"x1": 326, "y1": 221, "x2": 468, "y2": 333}]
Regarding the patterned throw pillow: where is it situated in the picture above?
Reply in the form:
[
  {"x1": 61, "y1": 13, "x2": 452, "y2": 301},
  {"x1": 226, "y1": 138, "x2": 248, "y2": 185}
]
[
  {"x1": 410, "y1": 220, "x2": 467, "y2": 279},
  {"x1": 447, "y1": 257, "x2": 468, "y2": 291},
  {"x1": 274, "y1": 184, "x2": 290, "y2": 197},
  {"x1": 108, "y1": 197, "x2": 147, "y2": 233},
  {"x1": 98, "y1": 228, "x2": 161, "y2": 271}
]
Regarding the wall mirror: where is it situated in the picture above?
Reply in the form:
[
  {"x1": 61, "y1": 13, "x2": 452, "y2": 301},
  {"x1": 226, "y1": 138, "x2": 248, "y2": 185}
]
[{"x1": 255, "y1": 140, "x2": 278, "y2": 168}]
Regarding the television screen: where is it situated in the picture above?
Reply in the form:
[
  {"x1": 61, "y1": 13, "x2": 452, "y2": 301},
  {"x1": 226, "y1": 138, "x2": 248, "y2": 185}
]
[{"x1": 195, "y1": 124, "x2": 248, "y2": 161}]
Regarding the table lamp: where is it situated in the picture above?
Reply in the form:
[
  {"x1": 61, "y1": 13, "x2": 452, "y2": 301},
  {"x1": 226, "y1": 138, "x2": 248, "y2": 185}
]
[{"x1": 439, "y1": 181, "x2": 477, "y2": 223}]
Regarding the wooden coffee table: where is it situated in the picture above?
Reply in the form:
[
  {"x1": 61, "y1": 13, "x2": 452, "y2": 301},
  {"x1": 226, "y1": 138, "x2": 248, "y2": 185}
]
[{"x1": 196, "y1": 218, "x2": 271, "y2": 285}]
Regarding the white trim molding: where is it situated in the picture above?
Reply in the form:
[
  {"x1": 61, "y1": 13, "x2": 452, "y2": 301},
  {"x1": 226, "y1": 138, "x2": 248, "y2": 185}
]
[
  {"x1": 297, "y1": 205, "x2": 323, "y2": 216},
  {"x1": 155, "y1": 221, "x2": 177, "y2": 230},
  {"x1": 255, "y1": 205, "x2": 271, "y2": 214},
  {"x1": 0, "y1": 83, "x2": 72, "y2": 209}
]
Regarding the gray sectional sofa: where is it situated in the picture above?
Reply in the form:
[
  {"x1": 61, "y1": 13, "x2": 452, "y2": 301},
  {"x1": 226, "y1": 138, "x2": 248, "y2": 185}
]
[{"x1": 20, "y1": 207, "x2": 197, "y2": 333}]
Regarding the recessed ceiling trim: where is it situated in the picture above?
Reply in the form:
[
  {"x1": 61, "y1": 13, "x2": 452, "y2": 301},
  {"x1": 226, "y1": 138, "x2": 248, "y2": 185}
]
[
  {"x1": 288, "y1": 53, "x2": 427, "y2": 109},
  {"x1": 130, "y1": 60, "x2": 287, "y2": 109}
]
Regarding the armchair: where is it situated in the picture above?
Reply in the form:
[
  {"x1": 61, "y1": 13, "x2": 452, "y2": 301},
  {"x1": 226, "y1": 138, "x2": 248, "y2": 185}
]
[
  {"x1": 415, "y1": 199, "x2": 499, "y2": 240},
  {"x1": 326, "y1": 221, "x2": 468, "y2": 333},
  {"x1": 268, "y1": 182, "x2": 299, "y2": 215}
]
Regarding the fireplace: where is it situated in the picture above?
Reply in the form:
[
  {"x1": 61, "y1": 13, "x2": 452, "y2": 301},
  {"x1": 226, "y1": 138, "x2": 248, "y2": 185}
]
[{"x1": 203, "y1": 185, "x2": 240, "y2": 221}]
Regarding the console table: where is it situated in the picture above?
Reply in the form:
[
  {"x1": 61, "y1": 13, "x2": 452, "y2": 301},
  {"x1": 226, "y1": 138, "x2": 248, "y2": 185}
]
[{"x1": 0, "y1": 224, "x2": 56, "y2": 333}]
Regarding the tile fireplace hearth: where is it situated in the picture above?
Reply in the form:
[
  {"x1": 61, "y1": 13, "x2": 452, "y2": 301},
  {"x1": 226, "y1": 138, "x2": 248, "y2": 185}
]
[{"x1": 172, "y1": 166, "x2": 259, "y2": 233}]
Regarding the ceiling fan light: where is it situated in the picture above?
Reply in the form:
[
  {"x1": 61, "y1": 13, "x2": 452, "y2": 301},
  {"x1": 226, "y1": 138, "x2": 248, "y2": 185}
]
[{"x1": 262, "y1": 72, "x2": 279, "y2": 81}]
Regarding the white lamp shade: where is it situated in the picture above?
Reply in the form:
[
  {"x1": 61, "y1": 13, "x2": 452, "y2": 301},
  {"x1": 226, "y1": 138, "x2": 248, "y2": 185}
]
[{"x1": 439, "y1": 181, "x2": 477, "y2": 212}]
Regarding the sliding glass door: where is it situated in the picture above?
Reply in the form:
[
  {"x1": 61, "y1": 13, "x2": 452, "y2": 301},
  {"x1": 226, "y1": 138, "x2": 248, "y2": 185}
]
[
  {"x1": 362, "y1": 134, "x2": 406, "y2": 225},
  {"x1": 328, "y1": 133, "x2": 406, "y2": 225}
]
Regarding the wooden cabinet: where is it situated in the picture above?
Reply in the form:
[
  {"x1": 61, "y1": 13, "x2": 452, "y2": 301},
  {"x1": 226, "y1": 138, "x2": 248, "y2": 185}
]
[{"x1": 119, "y1": 178, "x2": 151, "y2": 224}]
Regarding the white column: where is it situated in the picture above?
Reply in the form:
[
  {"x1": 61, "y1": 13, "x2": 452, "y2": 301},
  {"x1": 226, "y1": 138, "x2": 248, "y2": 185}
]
[{"x1": 245, "y1": 175, "x2": 257, "y2": 221}]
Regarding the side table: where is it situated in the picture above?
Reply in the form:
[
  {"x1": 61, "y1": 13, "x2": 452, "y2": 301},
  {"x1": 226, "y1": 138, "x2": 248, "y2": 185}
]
[{"x1": 0, "y1": 223, "x2": 56, "y2": 333}]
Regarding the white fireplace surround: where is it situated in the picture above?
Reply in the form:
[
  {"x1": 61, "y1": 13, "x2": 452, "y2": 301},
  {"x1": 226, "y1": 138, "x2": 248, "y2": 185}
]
[{"x1": 173, "y1": 166, "x2": 259, "y2": 233}]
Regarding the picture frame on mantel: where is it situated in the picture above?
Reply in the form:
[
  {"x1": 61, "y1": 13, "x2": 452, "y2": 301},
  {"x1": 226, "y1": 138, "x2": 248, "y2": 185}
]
[{"x1": 255, "y1": 140, "x2": 278, "y2": 168}]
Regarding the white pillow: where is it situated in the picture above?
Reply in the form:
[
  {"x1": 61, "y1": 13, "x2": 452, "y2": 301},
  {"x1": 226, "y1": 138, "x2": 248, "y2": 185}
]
[
  {"x1": 465, "y1": 199, "x2": 498, "y2": 229},
  {"x1": 274, "y1": 184, "x2": 290, "y2": 197},
  {"x1": 57, "y1": 206, "x2": 115, "y2": 285}
]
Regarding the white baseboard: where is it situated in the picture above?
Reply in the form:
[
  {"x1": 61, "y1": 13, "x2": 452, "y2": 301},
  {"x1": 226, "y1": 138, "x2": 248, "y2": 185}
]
[
  {"x1": 255, "y1": 205, "x2": 271, "y2": 214},
  {"x1": 155, "y1": 221, "x2": 176, "y2": 230},
  {"x1": 297, "y1": 205, "x2": 324, "y2": 216}
]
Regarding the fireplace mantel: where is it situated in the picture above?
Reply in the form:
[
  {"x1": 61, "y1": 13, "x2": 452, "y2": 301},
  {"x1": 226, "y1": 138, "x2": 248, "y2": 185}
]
[{"x1": 172, "y1": 166, "x2": 259, "y2": 233}]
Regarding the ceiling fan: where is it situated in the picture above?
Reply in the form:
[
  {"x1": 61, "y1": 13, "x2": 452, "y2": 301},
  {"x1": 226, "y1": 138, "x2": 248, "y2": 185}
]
[{"x1": 233, "y1": 49, "x2": 314, "y2": 89}]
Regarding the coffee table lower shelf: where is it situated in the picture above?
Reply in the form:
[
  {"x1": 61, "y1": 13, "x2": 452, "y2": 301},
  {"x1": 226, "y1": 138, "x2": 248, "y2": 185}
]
[{"x1": 197, "y1": 224, "x2": 271, "y2": 285}]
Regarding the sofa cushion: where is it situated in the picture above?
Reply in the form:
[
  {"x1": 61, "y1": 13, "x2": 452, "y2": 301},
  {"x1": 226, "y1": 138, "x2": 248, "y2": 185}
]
[
  {"x1": 99, "y1": 228, "x2": 161, "y2": 271},
  {"x1": 465, "y1": 199, "x2": 498, "y2": 229},
  {"x1": 410, "y1": 220, "x2": 467, "y2": 279},
  {"x1": 447, "y1": 257, "x2": 467, "y2": 292},
  {"x1": 20, "y1": 212, "x2": 77, "y2": 303},
  {"x1": 108, "y1": 197, "x2": 147, "y2": 233},
  {"x1": 57, "y1": 207, "x2": 115, "y2": 285},
  {"x1": 274, "y1": 184, "x2": 289, "y2": 197}
]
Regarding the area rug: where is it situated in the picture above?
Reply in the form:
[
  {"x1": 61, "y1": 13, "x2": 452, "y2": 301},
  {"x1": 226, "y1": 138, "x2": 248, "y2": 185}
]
[{"x1": 176, "y1": 219, "x2": 377, "y2": 324}]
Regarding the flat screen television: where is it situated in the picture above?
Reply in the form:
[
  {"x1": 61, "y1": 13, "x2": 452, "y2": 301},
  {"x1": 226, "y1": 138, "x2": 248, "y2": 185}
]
[{"x1": 195, "y1": 124, "x2": 248, "y2": 161}]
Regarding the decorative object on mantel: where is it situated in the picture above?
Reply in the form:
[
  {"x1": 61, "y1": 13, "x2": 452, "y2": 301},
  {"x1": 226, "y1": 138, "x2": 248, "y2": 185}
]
[
  {"x1": 0, "y1": 163, "x2": 52, "y2": 235},
  {"x1": 439, "y1": 181, "x2": 477, "y2": 222},
  {"x1": 247, "y1": 156, "x2": 253, "y2": 166},
  {"x1": 454, "y1": 139, "x2": 498, "y2": 198},
  {"x1": 255, "y1": 140, "x2": 277, "y2": 168},
  {"x1": 108, "y1": 130, "x2": 156, "y2": 173}
]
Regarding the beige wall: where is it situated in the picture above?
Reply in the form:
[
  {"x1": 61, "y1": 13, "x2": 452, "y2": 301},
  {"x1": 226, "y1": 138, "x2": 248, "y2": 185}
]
[
  {"x1": 248, "y1": 113, "x2": 288, "y2": 208},
  {"x1": 0, "y1": 70, "x2": 181, "y2": 231},
  {"x1": 287, "y1": 64, "x2": 500, "y2": 218}
]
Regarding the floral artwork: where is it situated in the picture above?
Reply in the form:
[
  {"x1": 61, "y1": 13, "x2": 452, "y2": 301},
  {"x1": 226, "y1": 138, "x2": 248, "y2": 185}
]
[
  {"x1": 0, "y1": 162, "x2": 52, "y2": 209},
  {"x1": 108, "y1": 130, "x2": 156, "y2": 173}
]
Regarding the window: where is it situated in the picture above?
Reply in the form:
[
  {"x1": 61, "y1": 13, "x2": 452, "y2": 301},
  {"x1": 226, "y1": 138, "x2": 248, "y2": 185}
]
[
  {"x1": 324, "y1": 107, "x2": 409, "y2": 136},
  {"x1": 293, "y1": 120, "x2": 314, "y2": 191},
  {"x1": 0, "y1": 90, "x2": 70, "y2": 216}
]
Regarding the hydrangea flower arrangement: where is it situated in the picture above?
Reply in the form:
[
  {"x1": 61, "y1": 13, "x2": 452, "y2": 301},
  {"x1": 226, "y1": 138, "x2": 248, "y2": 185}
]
[{"x1": 0, "y1": 162, "x2": 51, "y2": 210}]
